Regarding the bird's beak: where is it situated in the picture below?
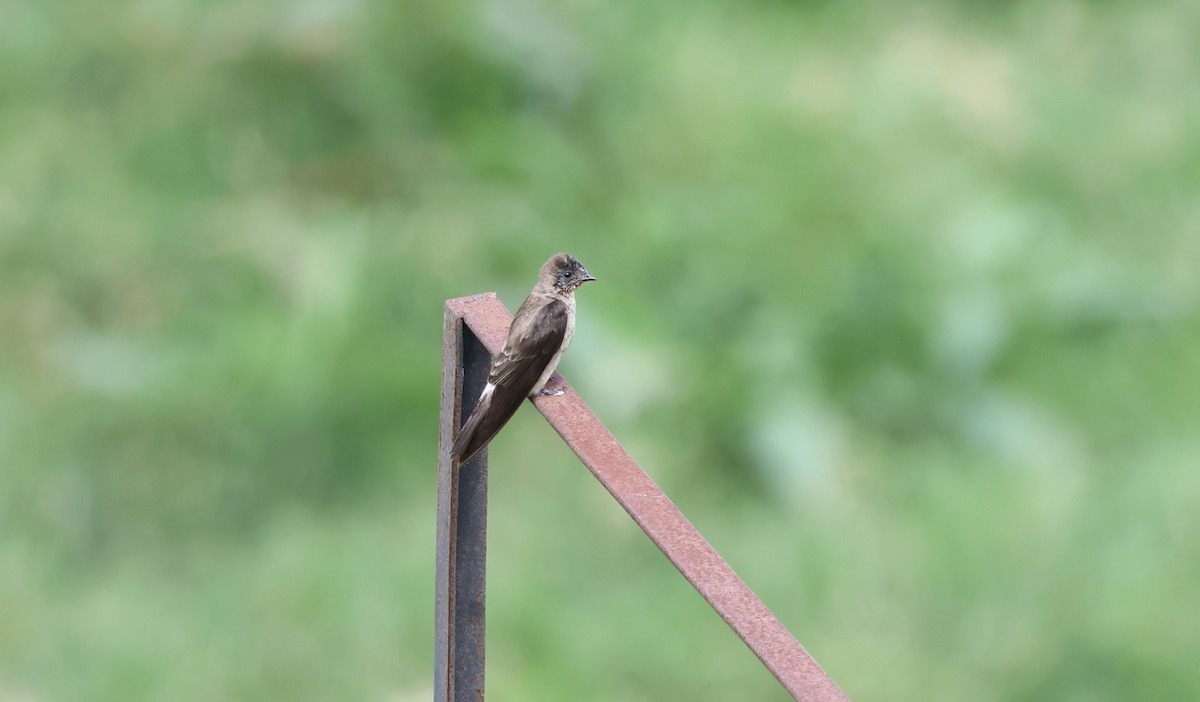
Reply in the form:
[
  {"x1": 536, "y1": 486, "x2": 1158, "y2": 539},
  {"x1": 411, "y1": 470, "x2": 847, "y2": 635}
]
[{"x1": 580, "y1": 270, "x2": 597, "y2": 283}]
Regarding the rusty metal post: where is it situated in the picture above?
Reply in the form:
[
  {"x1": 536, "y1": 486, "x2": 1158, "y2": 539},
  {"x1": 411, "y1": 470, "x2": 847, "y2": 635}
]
[
  {"x1": 436, "y1": 304, "x2": 492, "y2": 701},
  {"x1": 442, "y1": 293, "x2": 850, "y2": 702}
]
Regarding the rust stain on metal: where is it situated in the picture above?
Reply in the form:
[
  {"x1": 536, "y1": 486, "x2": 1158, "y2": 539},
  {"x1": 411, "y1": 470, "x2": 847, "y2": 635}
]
[{"x1": 443, "y1": 293, "x2": 850, "y2": 702}]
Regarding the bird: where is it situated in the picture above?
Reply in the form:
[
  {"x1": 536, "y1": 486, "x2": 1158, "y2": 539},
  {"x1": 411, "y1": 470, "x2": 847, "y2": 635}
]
[{"x1": 451, "y1": 253, "x2": 596, "y2": 464}]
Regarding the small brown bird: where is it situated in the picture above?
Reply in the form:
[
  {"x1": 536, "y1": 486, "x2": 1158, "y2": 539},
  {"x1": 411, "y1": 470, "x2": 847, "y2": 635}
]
[{"x1": 451, "y1": 253, "x2": 596, "y2": 464}]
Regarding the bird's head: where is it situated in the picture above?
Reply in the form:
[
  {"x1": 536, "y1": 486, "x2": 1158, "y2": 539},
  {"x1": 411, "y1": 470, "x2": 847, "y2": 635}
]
[{"x1": 542, "y1": 253, "x2": 596, "y2": 293}]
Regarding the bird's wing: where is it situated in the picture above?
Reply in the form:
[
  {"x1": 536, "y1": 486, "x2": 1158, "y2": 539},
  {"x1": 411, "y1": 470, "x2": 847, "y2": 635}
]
[
  {"x1": 451, "y1": 298, "x2": 568, "y2": 463},
  {"x1": 490, "y1": 298, "x2": 569, "y2": 389}
]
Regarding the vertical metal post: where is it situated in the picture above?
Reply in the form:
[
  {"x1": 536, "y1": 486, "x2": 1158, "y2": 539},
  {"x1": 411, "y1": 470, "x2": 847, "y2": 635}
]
[{"x1": 436, "y1": 306, "x2": 491, "y2": 701}]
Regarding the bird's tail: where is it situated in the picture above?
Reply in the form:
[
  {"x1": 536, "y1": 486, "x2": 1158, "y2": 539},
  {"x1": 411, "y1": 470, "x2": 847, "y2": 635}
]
[
  {"x1": 451, "y1": 397, "x2": 486, "y2": 463},
  {"x1": 451, "y1": 383, "x2": 529, "y2": 464},
  {"x1": 451, "y1": 391, "x2": 494, "y2": 464}
]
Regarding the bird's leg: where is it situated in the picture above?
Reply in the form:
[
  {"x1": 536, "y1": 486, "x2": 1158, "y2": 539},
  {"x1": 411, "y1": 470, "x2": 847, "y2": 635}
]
[{"x1": 535, "y1": 386, "x2": 564, "y2": 397}]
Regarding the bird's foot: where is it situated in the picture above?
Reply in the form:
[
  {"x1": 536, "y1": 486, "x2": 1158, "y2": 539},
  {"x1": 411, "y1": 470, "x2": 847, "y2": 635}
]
[{"x1": 536, "y1": 387, "x2": 565, "y2": 397}]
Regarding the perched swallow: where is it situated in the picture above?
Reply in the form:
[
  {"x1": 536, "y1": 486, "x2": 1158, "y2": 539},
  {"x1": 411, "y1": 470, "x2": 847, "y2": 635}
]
[{"x1": 451, "y1": 253, "x2": 596, "y2": 464}]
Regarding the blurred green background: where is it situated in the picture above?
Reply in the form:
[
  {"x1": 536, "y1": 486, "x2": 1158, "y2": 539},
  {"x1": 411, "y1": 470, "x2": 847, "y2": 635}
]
[{"x1": 2, "y1": 0, "x2": 1199, "y2": 699}]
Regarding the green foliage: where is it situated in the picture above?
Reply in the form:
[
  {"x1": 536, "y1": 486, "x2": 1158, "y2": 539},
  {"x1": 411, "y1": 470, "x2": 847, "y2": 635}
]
[{"x1": 2, "y1": 0, "x2": 1199, "y2": 699}]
